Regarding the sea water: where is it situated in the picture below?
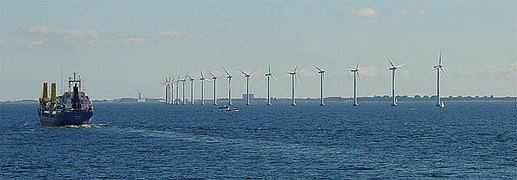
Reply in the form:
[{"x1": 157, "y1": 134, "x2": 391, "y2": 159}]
[{"x1": 1, "y1": 101, "x2": 515, "y2": 178}]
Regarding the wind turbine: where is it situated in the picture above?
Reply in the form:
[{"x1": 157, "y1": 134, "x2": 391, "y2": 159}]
[
  {"x1": 186, "y1": 73, "x2": 195, "y2": 105},
  {"x1": 161, "y1": 77, "x2": 170, "y2": 104},
  {"x1": 287, "y1": 66, "x2": 298, "y2": 106},
  {"x1": 223, "y1": 67, "x2": 234, "y2": 106},
  {"x1": 350, "y1": 61, "x2": 363, "y2": 106},
  {"x1": 208, "y1": 70, "x2": 218, "y2": 105},
  {"x1": 434, "y1": 49, "x2": 448, "y2": 107},
  {"x1": 388, "y1": 58, "x2": 405, "y2": 106},
  {"x1": 179, "y1": 75, "x2": 187, "y2": 105},
  {"x1": 313, "y1": 65, "x2": 325, "y2": 106},
  {"x1": 171, "y1": 76, "x2": 176, "y2": 104},
  {"x1": 199, "y1": 71, "x2": 211, "y2": 105},
  {"x1": 265, "y1": 66, "x2": 278, "y2": 106},
  {"x1": 238, "y1": 68, "x2": 257, "y2": 106},
  {"x1": 175, "y1": 75, "x2": 180, "y2": 105}
]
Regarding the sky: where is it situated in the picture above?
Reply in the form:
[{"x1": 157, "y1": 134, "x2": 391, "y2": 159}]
[{"x1": 1, "y1": 1, "x2": 516, "y2": 101}]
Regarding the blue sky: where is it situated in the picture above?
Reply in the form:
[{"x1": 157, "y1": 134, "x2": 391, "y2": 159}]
[{"x1": 1, "y1": 1, "x2": 515, "y2": 100}]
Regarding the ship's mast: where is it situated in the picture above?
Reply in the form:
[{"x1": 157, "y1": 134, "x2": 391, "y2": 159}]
[{"x1": 68, "y1": 72, "x2": 82, "y2": 96}]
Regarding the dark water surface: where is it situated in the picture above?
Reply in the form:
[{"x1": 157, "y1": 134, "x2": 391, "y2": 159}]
[{"x1": 1, "y1": 101, "x2": 516, "y2": 178}]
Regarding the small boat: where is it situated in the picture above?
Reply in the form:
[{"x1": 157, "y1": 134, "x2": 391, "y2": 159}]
[{"x1": 218, "y1": 104, "x2": 239, "y2": 112}]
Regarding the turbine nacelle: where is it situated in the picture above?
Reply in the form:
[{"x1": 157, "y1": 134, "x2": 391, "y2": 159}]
[{"x1": 287, "y1": 65, "x2": 298, "y2": 76}]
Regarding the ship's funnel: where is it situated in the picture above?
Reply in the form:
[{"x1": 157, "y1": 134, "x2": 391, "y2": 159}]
[
  {"x1": 40, "y1": 82, "x2": 49, "y2": 103},
  {"x1": 50, "y1": 83, "x2": 57, "y2": 104}
]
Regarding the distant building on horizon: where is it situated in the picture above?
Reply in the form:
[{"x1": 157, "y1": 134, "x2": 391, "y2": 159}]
[
  {"x1": 137, "y1": 91, "x2": 145, "y2": 103},
  {"x1": 242, "y1": 93, "x2": 255, "y2": 100}
]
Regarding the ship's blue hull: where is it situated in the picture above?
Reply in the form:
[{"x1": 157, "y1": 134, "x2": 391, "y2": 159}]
[{"x1": 39, "y1": 111, "x2": 93, "y2": 126}]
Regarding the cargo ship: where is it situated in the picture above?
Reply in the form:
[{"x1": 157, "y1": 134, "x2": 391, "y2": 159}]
[{"x1": 38, "y1": 73, "x2": 93, "y2": 126}]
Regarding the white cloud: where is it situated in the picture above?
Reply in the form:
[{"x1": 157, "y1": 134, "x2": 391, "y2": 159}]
[
  {"x1": 454, "y1": 63, "x2": 517, "y2": 77},
  {"x1": 359, "y1": 66, "x2": 389, "y2": 77},
  {"x1": 392, "y1": 6, "x2": 425, "y2": 16},
  {"x1": 478, "y1": 64, "x2": 517, "y2": 76},
  {"x1": 157, "y1": 30, "x2": 184, "y2": 38},
  {"x1": 449, "y1": 0, "x2": 466, "y2": 4},
  {"x1": 26, "y1": 26, "x2": 153, "y2": 46},
  {"x1": 16, "y1": 41, "x2": 44, "y2": 48},
  {"x1": 417, "y1": 9, "x2": 426, "y2": 15},
  {"x1": 27, "y1": 26, "x2": 98, "y2": 38},
  {"x1": 346, "y1": 8, "x2": 381, "y2": 18},
  {"x1": 394, "y1": 8, "x2": 408, "y2": 15},
  {"x1": 84, "y1": 34, "x2": 151, "y2": 45}
]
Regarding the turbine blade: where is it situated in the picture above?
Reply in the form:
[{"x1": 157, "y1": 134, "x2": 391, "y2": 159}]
[
  {"x1": 356, "y1": 60, "x2": 360, "y2": 69},
  {"x1": 295, "y1": 74, "x2": 301, "y2": 87},
  {"x1": 185, "y1": 70, "x2": 191, "y2": 79},
  {"x1": 200, "y1": 71, "x2": 204, "y2": 78},
  {"x1": 268, "y1": 65, "x2": 271, "y2": 74},
  {"x1": 439, "y1": 49, "x2": 442, "y2": 65},
  {"x1": 387, "y1": 58, "x2": 395, "y2": 68},
  {"x1": 357, "y1": 72, "x2": 365, "y2": 85},
  {"x1": 396, "y1": 63, "x2": 405, "y2": 68},
  {"x1": 250, "y1": 67, "x2": 259, "y2": 75},
  {"x1": 440, "y1": 67, "x2": 449, "y2": 78},
  {"x1": 207, "y1": 70, "x2": 216, "y2": 78},
  {"x1": 313, "y1": 64, "x2": 322, "y2": 72},
  {"x1": 294, "y1": 65, "x2": 298, "y2": 72},
  {"x1": 223, "y1": 67, "x2": 231, "y2": 76},
  {"x1": 271, "y1": 75, "x2": 279, "y2": 82},
  {"x1": 238, "y1": 68, "x2": 247, "y2": 76}
]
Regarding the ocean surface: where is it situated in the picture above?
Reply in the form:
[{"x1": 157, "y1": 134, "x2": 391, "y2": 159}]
[{"x1": 1, "y1": 101, "x2": 516, "y2": 178}]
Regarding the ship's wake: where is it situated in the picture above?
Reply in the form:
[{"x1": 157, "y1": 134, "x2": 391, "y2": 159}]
[{"x1": 62, "y1": 123, "x2": 108, "y2": 129}]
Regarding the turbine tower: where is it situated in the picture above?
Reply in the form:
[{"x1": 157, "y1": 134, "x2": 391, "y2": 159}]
[
  {"x1": 179, "y1": 75, "x2": 187, "y2": 105},
  {"x1": 388, "y1": 58, "x2": 405, "y2": 106},
  {"x1": 350, "y1": 61, "x2": 363, "y2": 106},
  {"x1": 186, "y1": 73, "x2": 195, "y2": 105},
  {"x1": 265, "y1": 66, "x2": 278, "y2": 106},
  {"x1": 223, "y1": 67, "x2": 233, "y2": 106},
  {"x1": 434, "y1": 49, "x2": 449, "y2": 107},
  {"x1": 314, "y1": 65, "x2": 325, "y2": 106},
  {"x1": 238, "y1": 68, "x2": 257, "y2": 106},
  {"x1": 169, "y1": 75, "x2": 176, "y2": 105},
  {"x1": 287, "y1": 66, "x2": 298, "y2": 106},
  {"x1": 208, "y1": 70, "x2": 218, "y2": 105},
  {"x1": 199, "y1": 71, "x2": 210, "y2": 105},
  {"x1": 170, "y1": 76, "x2": 176, "y2": 104},
  {"x1": 161, "y1": 77, "x2": 170, "y2": 104},
  {"x1": 175, "y1": 75, "x2": 180, "y2": 105}
]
